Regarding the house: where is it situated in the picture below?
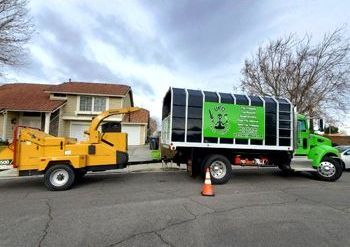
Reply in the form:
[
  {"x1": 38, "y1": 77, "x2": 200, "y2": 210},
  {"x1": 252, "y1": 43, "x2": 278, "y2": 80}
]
[{"x1": 0, "y1": 82, "x2": 149, "y2": 145}]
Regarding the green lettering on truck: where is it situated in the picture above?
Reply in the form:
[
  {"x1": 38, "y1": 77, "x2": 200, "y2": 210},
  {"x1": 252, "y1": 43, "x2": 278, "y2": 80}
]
[{"x1": 203, "y1": 102, "x2": 265, "y2": 139}]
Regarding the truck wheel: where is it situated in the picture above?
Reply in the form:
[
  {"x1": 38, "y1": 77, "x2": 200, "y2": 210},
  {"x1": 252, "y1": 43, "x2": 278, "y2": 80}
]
[
  {"x1": 44, "y1": 164, "x2": 75, "y2": 191},
  {"x1": 315, "y1": 157, "x2": 343, "y2": 182},
  {"x1": 203, "y1": 154, "x2": 232, "y2": 184}
]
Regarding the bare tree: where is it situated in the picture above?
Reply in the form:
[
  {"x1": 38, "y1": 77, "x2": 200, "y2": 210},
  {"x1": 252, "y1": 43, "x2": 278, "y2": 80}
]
[
  {"x1": 241, "y1": 29, "x2": 350, "y2": 121},
  {"x1": 0, "y1": 0, "x2": 33, "y2": 76},
  {"x1": 148, "y1": 117, "x2": 158, "y2": 137}
]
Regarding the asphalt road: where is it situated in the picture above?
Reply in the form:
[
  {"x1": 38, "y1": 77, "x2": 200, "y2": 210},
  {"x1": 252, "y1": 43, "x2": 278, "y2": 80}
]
[{"x1": 0, "y1": 168, "x2": 350, "y2": 247}]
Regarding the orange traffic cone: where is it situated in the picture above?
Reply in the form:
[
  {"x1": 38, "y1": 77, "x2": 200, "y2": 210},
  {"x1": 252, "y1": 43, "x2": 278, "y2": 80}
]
[{"x1": 201, "y1": 168, "x2": 215, "y2": 196}]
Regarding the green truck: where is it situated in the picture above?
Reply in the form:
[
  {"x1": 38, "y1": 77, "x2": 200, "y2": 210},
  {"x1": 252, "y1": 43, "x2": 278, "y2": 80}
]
[{"x1": 161, "y1": 88, "x2": 344, "y2": 184}]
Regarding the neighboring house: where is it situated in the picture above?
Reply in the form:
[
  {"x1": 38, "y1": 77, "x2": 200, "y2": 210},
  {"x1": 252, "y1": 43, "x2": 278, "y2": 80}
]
[
  {"x1": 122, "y1": 108, "x2": 150, "y2": 146},
  {"x1": 0, "y1": 82, "x2": 149, "y2": 145}
]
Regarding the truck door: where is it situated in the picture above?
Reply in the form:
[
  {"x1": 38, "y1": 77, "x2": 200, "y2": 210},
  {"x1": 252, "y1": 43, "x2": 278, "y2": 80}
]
[{"x1": 295, "y1": 119, "x2": 309, "y2": 155}]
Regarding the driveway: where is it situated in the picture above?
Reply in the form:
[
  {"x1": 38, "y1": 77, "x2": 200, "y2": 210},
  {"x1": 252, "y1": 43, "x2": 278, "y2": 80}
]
[
  {"x1": 128, "y1": 145, "x2": 152, "y2": 162},
  {"x1": 0, "y1": 168, "x2": 349, "y2": 246}
]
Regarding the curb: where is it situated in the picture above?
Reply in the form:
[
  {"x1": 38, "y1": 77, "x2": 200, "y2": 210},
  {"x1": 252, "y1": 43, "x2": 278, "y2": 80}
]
[{"x1": 0, "y1": 164, "x2": 187, "y2": 180}]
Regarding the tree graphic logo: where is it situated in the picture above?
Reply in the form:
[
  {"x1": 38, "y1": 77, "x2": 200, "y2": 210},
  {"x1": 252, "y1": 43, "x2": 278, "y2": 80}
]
[{"x1": 208, "y1": 105, "x2": 230, "y2": 135}]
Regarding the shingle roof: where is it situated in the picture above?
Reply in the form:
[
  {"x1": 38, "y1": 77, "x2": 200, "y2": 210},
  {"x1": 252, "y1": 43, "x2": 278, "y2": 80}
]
[
  {"x1": 0, "y1": 83, "x2": 65, "y2": 112},
  {"x1": 122, "y1": 108, "x2": 149, "y2": 124},
  {"x1": 46, "y1": 81, "x2": 130, "y2": 96}
]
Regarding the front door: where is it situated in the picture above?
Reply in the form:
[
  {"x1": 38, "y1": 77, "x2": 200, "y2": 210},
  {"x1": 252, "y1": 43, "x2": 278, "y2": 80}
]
[
  {"x1": 291, "y1": 118, "x2": 313, "y2": 171},
  {"x1": 295, "y1": 119, "x2": 309, "y2": 156}
]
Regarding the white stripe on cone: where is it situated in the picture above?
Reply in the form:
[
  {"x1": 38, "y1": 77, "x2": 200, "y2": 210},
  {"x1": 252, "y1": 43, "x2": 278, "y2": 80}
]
[{"x1": 205, "y1": 168, "x2": 211, "y2": 185}]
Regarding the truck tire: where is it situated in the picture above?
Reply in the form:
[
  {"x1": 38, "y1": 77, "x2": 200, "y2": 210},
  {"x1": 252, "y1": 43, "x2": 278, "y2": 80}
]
[
  {"x1": 202, "y1": 154, "x2": 232, "y2": 184},
  {"x1": 44, "y1": 164, "x2": 75, "y2": 191},
  {"x1": 315, "y1": 157, "x2": 343, "y2": 182}
]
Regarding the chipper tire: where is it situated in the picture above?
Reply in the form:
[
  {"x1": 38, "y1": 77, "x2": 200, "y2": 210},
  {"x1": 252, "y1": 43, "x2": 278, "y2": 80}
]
[
  {"x1": 202, "y1": 154, "x2": 232, "y2": 184},
  {"x1": 44, "y1": 164, "x2": 75, "y2": 191},
  {"x1": 315, "y1": 157, "x2": 343, "y2": 182}
]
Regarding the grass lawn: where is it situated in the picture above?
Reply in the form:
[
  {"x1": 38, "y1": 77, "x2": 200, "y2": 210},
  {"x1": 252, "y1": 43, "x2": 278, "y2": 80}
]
[{"x1": 151, "y1": 150, "x2": 161, "y2": 160}]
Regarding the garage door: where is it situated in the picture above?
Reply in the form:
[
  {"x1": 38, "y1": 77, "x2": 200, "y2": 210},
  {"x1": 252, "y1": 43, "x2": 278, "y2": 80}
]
[
  {"x1": 122, "y1": 125, "x2": 141, "y2": 145},
  {"x1": 70, "y1": 122, "x2": 90, "y2": 141}
]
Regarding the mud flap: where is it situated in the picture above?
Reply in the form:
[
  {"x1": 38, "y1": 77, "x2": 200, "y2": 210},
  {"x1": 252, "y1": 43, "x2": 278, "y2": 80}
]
[{"x1": 116, "y1": 151, "x2": 128, "y2": 168}]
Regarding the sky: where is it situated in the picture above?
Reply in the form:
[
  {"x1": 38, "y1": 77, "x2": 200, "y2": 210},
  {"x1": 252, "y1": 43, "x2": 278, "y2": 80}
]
[{"x1": 3, "y1": 0, "x2": 350, "y2": 132}]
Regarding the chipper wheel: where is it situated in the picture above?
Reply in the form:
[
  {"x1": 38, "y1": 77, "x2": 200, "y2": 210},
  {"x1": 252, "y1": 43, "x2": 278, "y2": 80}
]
[{"x1": 44, "y1": 164, "x2": 75, "y2": 191}]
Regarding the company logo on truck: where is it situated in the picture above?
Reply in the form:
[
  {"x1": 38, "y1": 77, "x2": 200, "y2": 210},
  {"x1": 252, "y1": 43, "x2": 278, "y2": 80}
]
[
  {"x1": 208, "y1": 106, "x2": 230, "y2": 135},
  {"x1": 204, "y1": 102, "x2": 265, "y2": 140}
]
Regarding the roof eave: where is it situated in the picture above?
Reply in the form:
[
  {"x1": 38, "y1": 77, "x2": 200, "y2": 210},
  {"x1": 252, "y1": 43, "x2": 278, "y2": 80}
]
[
  {"x1": 2, "y1": 101, "x2": 66, "y2": 113},
  {"x1": 44, "y1": 90, "x2": 128, "y2": 97}
]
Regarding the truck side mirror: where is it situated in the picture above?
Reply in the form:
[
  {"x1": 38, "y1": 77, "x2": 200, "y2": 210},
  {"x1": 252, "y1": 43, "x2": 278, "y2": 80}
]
[{"x1": 319, "y1": 119, "x2": 324, "y2": 132}]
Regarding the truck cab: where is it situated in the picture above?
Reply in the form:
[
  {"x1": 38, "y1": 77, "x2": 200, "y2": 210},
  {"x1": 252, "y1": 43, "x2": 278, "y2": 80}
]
[{"x1": 291, "y1": 115, "x2": 343, "y2": 181}]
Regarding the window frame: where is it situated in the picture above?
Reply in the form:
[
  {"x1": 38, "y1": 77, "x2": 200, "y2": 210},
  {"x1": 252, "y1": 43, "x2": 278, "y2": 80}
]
[{"x1": 77, "y1": 95, "x2": 109, "y2": 114}]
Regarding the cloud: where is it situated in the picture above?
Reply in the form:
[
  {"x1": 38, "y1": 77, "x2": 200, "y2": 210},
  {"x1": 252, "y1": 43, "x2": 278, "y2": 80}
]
[
  {"x1": 141, "y1": 0, "x2": 274, "y2": 71},
  {"x1": 4, "y1": 0, "x2": 350, "y2": 127}
]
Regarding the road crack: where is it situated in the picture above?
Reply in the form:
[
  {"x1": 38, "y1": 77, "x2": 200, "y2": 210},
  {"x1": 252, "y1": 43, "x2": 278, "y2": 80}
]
[
  {"x1": 106, "y1": 199, "x2": 295, "y2": 247},
  {"x1": 154, "y1": 231, "x2": 174, "y2": 247},
  {"x1": 281, "y1": 189, "x2": 350, "y2": 214},
  {"x1": 38, "y1": 200, "x2": 53, "y2": 247}
]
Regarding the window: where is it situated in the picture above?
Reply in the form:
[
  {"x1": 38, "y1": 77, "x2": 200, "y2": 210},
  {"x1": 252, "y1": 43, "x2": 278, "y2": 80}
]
[
  {"x1": 79, "y1": 96, "x2": 107, "y2": 113},
  {"x1": 298, "y1": 120, "x2": 307, "y2": 132},
  {"x1": 79, "y1": 96, "x2": 93, "y2": 112},
  {"x1": 94, "y1": 97, "x2": 106, "y2": 112}
]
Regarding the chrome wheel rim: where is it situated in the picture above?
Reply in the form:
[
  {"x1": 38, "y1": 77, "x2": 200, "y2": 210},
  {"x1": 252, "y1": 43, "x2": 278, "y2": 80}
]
[
  {"x1": 210, "y1": 161, "x2": 226, "y2": 179},
  {"x1": 50, "y1": 169, "x2": 69, "y2": 187},
  {"x1": 317, "y1": 161, "x2": 336, "y2": 178}
]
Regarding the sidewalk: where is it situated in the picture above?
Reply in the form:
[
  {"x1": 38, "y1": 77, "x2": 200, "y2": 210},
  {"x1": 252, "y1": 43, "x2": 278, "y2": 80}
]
[
  {"x1": 0, "y1": 162, "x2": 186, "y2": 179},
  {"x1": 0, "y1": 168, "x2": 18, "y2": 178}
]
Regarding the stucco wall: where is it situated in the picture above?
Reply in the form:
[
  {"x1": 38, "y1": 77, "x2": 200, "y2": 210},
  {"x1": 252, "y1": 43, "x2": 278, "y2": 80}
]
[
  {"x1": 122, "y1": 92, "x2": 132, "y2": 107},
  {"x1": 61, "y1": 95, "x2": 78, "y2": 117},
  {"x1": 5, "y1": 112, "x2": 20, "y2": 140},
  {"x1": 0, "y1": 114, "x2": 3, "y2": 139},
  {"x1": 140, "y1": 124, "x2": 148, "y2": 145},
  {"x1": 109, "y1": 97, "x2": 123, "y2": 109},
  {"x1": 62, "y1": 120, "x2": 71, "y2": 137}
]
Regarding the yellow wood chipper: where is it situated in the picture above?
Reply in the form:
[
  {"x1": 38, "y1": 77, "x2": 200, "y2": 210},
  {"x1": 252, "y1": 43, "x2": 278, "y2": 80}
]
[{"x1": 2, "y1": 107, "x2": 140, "y2": 191}]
